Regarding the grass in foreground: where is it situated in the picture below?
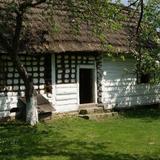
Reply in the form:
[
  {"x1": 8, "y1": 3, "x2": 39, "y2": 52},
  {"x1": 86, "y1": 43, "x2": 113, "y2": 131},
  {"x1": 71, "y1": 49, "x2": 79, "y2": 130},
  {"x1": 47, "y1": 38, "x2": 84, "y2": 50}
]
[{"x1": 1, "y1": 108, "x2": 160, "y2": 160}]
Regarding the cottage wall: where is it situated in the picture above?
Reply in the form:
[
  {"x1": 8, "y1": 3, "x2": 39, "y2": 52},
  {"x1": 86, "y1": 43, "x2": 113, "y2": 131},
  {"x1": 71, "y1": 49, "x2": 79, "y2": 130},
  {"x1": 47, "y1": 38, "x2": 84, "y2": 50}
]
[
  {"x1": 0, "y1": 54, "x2": 52, "y2": 118},
  {"x1": 102, "y1": 57, "x2": 160, "y2": 109},
  {"x1": 0, "y1": 53, "x2": 99, "y2": 117},
  {"x1": 52, "y1": 53, "x2": 97, "y2": 112},
  {"x1": 1, "y1": 53, "x2": 159, "y2": 117}
]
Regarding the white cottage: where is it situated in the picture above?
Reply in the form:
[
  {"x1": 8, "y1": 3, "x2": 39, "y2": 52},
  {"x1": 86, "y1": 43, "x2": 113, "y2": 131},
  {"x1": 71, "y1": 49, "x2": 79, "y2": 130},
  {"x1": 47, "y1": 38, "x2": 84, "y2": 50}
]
[{"x1": 0, "y1": 3, "x2": 159, "y2": 118}]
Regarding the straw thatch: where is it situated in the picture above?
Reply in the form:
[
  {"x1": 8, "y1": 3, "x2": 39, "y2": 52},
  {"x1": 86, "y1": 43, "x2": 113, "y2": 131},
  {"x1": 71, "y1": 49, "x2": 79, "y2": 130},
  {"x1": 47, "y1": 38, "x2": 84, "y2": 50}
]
[{"x1": 0, "y1": 1, "x2": 137, "y2": 54}]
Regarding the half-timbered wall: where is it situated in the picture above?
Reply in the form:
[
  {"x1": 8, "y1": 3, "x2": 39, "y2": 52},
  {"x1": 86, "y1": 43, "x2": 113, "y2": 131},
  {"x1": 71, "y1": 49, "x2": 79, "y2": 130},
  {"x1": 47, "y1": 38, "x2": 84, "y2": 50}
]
[
  {"x1": 0, "y1": 56, "x2": 6, "y2": 92},
  {"x1": 55, "y1": 53, "x2": 96, "y2": 84},
  {"x1": 96, "y1": 54, "x2": 103, "y2": 103},
  {"x1": 54, "y1": 53, "x2": 97, "y2": 112},
  {"x1": 0, "y1": 54, "x2": 51, "y2": 95},
  {"x1": 0, "y1": 54, "x2": 51, "y2": 118}
]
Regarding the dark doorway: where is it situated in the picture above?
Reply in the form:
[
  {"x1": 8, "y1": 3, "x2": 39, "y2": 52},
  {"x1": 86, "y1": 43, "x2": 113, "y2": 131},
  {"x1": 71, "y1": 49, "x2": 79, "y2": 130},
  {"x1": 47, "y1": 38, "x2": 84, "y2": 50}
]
[{"x1": 79, "y1": 68, "x2": 95, "y2": 104}]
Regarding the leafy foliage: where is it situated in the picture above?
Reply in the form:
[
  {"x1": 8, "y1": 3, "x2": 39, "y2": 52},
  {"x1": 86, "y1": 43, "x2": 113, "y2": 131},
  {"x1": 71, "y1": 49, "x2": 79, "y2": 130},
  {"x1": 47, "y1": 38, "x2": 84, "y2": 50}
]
[{"x1": 131, "y1": 0, "x2": 160, "y2": 83}]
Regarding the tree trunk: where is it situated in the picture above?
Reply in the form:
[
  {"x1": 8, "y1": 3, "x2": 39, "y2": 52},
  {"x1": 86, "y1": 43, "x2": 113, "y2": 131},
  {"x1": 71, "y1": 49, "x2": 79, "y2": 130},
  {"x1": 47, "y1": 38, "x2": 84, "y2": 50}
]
[
  {"x1": 26, "y1": 95, "x2": 38, "y2": 126},
  {"x1": 11, "y1": 55, "x2": 39, "y2": 125},
  {"x1": 25, "y1": 76, "x2": 38, "y2": 126},
  {"x1": 0, "y1": 4, "x2": 40, "y2": 125}
]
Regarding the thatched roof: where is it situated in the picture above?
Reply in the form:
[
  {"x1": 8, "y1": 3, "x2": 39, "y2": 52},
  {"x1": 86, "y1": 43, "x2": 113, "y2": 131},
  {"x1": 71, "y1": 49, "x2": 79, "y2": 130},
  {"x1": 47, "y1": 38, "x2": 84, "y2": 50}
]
[{"x1": 0, "y1": 1, "x2": 137, "y2": 54}]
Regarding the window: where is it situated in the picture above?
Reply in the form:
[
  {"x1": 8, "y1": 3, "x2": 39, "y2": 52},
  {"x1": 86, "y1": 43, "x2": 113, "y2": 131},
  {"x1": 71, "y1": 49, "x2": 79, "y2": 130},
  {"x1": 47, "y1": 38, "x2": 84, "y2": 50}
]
[
  {"x1": 137, "y1": 72, "x2": 159, "y2": 84},
  {"x1": 138, "y1": 73, "x2": 150, "y2": 83},
  {"x1": 136, "y1": 54, "x2": 160, "y2": 84}
]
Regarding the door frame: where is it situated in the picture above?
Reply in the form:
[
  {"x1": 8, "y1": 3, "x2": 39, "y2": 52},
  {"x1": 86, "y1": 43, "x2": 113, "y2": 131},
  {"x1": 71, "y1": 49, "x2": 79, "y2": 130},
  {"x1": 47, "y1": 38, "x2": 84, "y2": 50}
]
[{"x1": 77, "y1": 64, "x2": 97, "y2": 105}]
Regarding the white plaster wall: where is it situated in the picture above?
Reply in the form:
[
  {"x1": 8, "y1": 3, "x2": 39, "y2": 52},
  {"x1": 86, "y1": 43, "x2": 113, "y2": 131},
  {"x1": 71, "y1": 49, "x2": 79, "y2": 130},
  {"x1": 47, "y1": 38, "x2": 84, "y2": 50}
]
[
  {"x1": 0, "y1": 92, "x2": 18, "y2": 118},
  {"x1": 54, "y1": 83, "x2": 78, "y2": 112},
  {"x1": 0, "y1": 55, "x2": 47, "y2": 118},
  {"x1": 102, "y1": 57, "x2": 160, "y2": 109},
  {"x1": 0, "y1": 88, "x2": 54, "y2": 118}
]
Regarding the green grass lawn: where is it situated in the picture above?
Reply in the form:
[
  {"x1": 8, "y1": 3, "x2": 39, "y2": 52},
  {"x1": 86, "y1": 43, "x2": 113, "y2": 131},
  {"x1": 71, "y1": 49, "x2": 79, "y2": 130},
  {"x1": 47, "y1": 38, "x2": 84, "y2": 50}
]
[{"x1": 1, "y1": 108, "x2": 160, "y2": 160}]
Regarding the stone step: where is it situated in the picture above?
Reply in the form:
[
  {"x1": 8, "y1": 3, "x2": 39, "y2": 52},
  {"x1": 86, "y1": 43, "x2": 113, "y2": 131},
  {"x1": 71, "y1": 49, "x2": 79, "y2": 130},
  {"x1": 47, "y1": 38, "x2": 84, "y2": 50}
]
[
  {"x1": 79, "y1": 107, "x2": 104, "y2": 115},
  {"x1": 79, "y1": 103, "x2": 97, "y2": 109},
  {"x1": 103, "y1": 108, "x2": 113, "y2": 113},
  {"x1": 79, "y1": 112, "x2": 118, "y2": 120},
  {"x1": 53, "y1": 111, "x2": 79, "y2": 119}
]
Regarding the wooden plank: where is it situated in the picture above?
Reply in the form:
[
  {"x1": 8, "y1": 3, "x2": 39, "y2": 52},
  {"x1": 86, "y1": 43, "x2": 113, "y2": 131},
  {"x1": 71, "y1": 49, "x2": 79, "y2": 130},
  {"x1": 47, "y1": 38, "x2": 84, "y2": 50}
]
[
  {"x1": 56, "y1": 83, "x2": 77, "y2": 88},
  {"x1": 54, "y1": 104, "x2": 78, "y2": 112},
  {"x1": 102, "y1": 84, "x2": 160, "y2": 92},
  {"x1": 103, "y1": 94, "x2": 159, "y2": 104},
  {"x1": 56, "y1": 99, "x2": 77, "y2": 106},
  {"x1": 0, "y1": 111, "x2": 10, "y2": 118},
  {"x1": 56, "y1": 94, "x2": 77, "y2": 101}
]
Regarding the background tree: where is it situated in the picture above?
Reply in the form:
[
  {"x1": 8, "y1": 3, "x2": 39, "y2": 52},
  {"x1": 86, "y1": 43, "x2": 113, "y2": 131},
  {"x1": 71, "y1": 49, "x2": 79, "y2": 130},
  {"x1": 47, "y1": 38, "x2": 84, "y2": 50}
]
[{"x1": 129, "y1": 0, "x2": 160, "y2": 83}]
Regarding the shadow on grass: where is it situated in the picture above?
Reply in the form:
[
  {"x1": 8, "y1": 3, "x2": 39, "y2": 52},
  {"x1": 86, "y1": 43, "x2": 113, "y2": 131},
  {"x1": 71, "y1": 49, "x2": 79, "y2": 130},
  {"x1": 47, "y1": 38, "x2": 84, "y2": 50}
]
[
  {"x1": 116, "y1": 105, "x2": 160, "y2": 121},
  {"x1": 0, "y1": 121, "x2": 160, "y2": 160}
]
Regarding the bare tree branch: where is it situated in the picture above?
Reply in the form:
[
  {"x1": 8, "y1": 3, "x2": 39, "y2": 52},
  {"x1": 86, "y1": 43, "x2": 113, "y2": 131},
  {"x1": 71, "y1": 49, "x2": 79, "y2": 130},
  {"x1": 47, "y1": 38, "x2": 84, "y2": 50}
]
[
  {"x1": 20, "y1": 0, "x2": 46, "y2": 10},
  {"x1": 12, "y1": 0, "x2": 47, "y2": 53},
  {"x1": 136, "y1": 0, "x2": 144, "y2": 34},
  {"x1": 12, "y1": 12, "x2": 23, "y2": 52},
  {"x1": 128, "y1": 0, "x2": 139, "y2": 8}
]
